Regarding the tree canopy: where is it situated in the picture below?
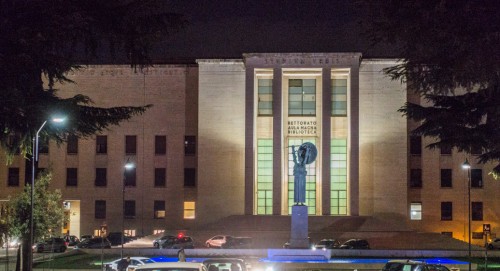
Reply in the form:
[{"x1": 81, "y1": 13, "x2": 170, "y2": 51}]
[
  {"x1": 0, "y1": 0, "x2": 185, "y2": 157},
  {"x1": 359, "y1": 0, "x2": 500, "y2": 176}
]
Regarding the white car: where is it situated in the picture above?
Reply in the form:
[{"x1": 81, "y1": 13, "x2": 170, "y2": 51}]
[
  {"x1": 135, "y1": 262, "x2": 207, "y2": 271},
  {"x1": 487, "y1": 238, "x2": 500, "y2": 250},
  {"x1": 105, "y1": 257, "x2": 155, "y2": 271},
  {"x1": 205, "y1": 235, "x2": 232, "y2": 248}
]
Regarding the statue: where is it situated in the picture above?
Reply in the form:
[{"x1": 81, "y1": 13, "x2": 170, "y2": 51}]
[{"x1": 291, "y1": 142, "x2": 317, "y2": 205}]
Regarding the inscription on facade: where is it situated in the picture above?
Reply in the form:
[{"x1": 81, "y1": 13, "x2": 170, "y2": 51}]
[{"x1": 287, "y1": 120, "x2": 317, "y2": 136}]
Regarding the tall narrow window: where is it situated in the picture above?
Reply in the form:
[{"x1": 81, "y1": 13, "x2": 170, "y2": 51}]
[
  {"x1": 95, "y1": 200, "x2": 106, "y2": 219},
  {"x1": 155, "y1": 135, "x2": 166, "y2": 155},
  {"x1": 472, "y1": 202, "x2": 483, "y2": 221},
  {"x1": 124, "y1": 200, "x2": 136, "y2": 218},
  {"x1": 154, "y1": 201, "x2": 165, "y2": 219},
  {"x1": 471, "y1": 169, "x2": 483, "y2": 188},
  {"x1": 331, "y1": 78, "x2": 347, "y2": 116},
  {"x1": 184, "y1": 168, "x2": 196, "y2": 187},
  {"x1": 256, "y1": 139, "x2": 273, "y2": 215},
  {"x1": 410, "y1": 202, "x2": 422, "y2": 220},
  {"x1": 184, "y1": 202, "x2": 195, "y2": 219},
  {"x1": 67, "y1": 135, "x2": 78, "y2": 154},
  {"x1": 184, "y1": 136, "x2": 196, "y2": 155},
  {"x1": 125, "y1": 135, "x2": 137, "y2": 154},
  {"x1": 410, "y1": 136, "x2": 422, "y2": 155},
  {"x1": 331, "y1": 138, "x2": 348, "y2": 215},
  {"x1": 124, "y1": 168, "x2": 136, "y2": 187},
  {"x1": 410, "y1": 169, "x2": 422, "y2": 188},
  {"x1": 7, "y1": 168, "x2": 19, "y2": 187},
  {"x1": 441, "y1": 202, "x2": 453, "y2": 220},
  {"x1": 96, "y1": 136, "x2": 107, "y2": 154},
  {"x1": 66, "y1": 168, "x2": 78, "y2": 186},
  {"x1": 39, "y1": 137, "x2": 49, "y2": 154},
  {"x1": 154, "y1": 168, "x2": 166, "y2": 187},
  {"x1": 258, "y1": 79, "x2": 273, "y2": 116},
  {"x1": 288, "y1": 79, "x2": 316, "y2": 116},
  {"x1": 95, "y1": 168, "x2": 107, "y2": 187},
  {"x1": 440, "y1": 169, "x2": 452, "y2": 188}
]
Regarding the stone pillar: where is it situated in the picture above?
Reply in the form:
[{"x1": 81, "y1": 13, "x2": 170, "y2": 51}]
[
  {"x1": 244, "y1": 67, "x2": 255, "y2": 215},
  {"x1": 290, "y1": 205, "x2": 309, "y2": 248},
  {"x1": 272, "y1": 68, "x2": 282, "y2": 215}
]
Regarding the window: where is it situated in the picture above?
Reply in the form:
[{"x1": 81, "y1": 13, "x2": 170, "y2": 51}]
[
  {"x1": 258, "y1": 79, "x2": 273, "y2": 116},
  {"x1": 95, "y1": 168, "x2": 107, "y2": 187},
  {"x1": 410, "y1": 136, "x2": 422, "y2": 155},
  {"x1": 95, "y1": 200, "x2": 106, "y2": 219},
  {"x1": 440, "y1": 169, "x2": 452, "y2": 188},
  {"x1": 184, "y1": 136, "x2": 196, "y2": 155},
  {"x1": 124, "y1": 200, "x2": 135, "y2": 218},
  {"x1": 66, "y1": 168, "x2": 78, "y2": 186},
  {"x1": 39, "y1": 137, "x2": 49, "y2": 154},
  {"x1": 125, "y1": 135, "x2": 137, "y2": 154},
  {"x1": 155, "y1": 135, "x2": 166, "y2": 155},
  {"x1": 471, "y1": 169, "x2": 483, "y2": 188},
  {"x1": 96, "y1": 136, "x2": 107, "y2": 154},
  {"x1": 7, "y1": 168, "x2": 19, "y2": 186},
  {"x1": 184, "y1": 201, "x2": 195, "y2": 219},
  {"x1": 7, "y1": 135, "x2": 20, "y2": 154},
  {"x1": 257, "y1": 139, "x2": 273, "y2": 215},
  {"x1": 124, "y1": 168, "x2": 136, "y2": 187},
  {"x1": 472, "y1": 202, "x2": 483, "y2": 221},
  {"x1": 410, "y1": 202, "x2": 422, "y2": 220},
  {"x1": 331, "y1": 138, "x2": 348, "y2": 215},
  {"x1": 440, "y1": 145, "x2": 452, "y2": 155},
  {"x1": 154, "y1": 168, "x2": 166, "y2": 187},
  {"x1": 67, "y1": 135, "x2": 78, "y2": 154},
  {"x1": 441, "y1": 202, "x2": 453, "y2": 220},
  {"x1": 184, "y1": 168, "x2": 196, "y2": 187},
  {"x1": 410, "y1": 169, "x2": 422, "y2": 188},
  {"x1": 154, "y1": 201, "x2": 165, "y2": 219},
  {"x1": 331, "y1": 78, "x2": 347, "y2": 116},
  {"x1": 288, "y1": 79, "x2": 316, "y2": 116}
]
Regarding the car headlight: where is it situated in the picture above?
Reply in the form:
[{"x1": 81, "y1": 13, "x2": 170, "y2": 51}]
[{"x1": 312, "y1": 247, "x2": 316, "y2": 250}]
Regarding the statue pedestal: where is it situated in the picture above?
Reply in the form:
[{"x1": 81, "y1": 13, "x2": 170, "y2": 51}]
[{"x1": 290, "y1": 205, "x2": 309, "y2": 248}]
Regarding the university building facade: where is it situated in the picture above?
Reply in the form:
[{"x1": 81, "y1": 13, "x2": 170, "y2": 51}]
[{"x1": 0, "y1": 53, "x2": 497, "y2": 246}]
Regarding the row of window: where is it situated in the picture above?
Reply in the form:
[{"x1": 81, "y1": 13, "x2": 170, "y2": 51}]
[
  {"x1": 6, "y1": 167, "x2": 197, "y2": 187},
  {"x1": 410, "y1": 136, "x2": 483, "y2": 155},
  {"x1": 409, "y1": 168, "x2": 483, "y2": 188},
  {"x1": 410, "y1": 201, "x2": 484, "y2": 221},
  {"x1": 94, "y1": 200, "x2": 195, "y2": 219}
]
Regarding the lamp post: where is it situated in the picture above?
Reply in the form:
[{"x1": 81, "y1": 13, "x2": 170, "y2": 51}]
[
  {"x1": 30, "y1": 116, "x2": 65, "y2": 271},
  {"x1": 121, "y1": 159, "x2": 135, "y2": 258},
  {"x1": 462, "y1": 158, "x2": 472, "y2": 271}
]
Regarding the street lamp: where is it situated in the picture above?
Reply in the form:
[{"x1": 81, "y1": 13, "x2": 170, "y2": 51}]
[
  {"x1": 30, "y1": 116, "x2": 65, "y2": 270},
  {"x1": 121, "y1": 159, "x2": 135, "y2": 258},
  {"x1": 462, "y1": 158, "x2": 472, "y2": 271}
]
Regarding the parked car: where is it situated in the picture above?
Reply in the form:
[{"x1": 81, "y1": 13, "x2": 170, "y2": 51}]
[
  {"x1": 203, "y1": 258, "x2": 248, "y2": 271},
  {"x1": 382, "y1": 260, "x2": 427, "y2": 271},
  {"x1": 135, "y1": 262, "x2": 207, "y2": 271},
  {"x1": 313, "y1": 239, "x2": 340, "y2": 250},
  {"x1": 81, "y1": 235, "x2": 93, "y2": 242},
  {"x1": 206, "y1": 235, "x2": 233, "y2": 248},
  {"x1": 107, "y1": 232, "x2": 134, "y2": 246},
  {"x1": 105, "y1": 256, "x2": 155, "y2": 271},
  {"x1": 160, "y1": 236, "x2": 195, "y2": 249},
  {"x1": 221, "y1": 237, "x2": 252, "y2": 249},
  {"x1": 74, "y1": 237, "x2": 111, "y2": 249},
  {"x1": 153, "y1": 235, "x2": 175, "y2": 248},
  {"x1": 487, "y1": 238, "x2": 500, "y2": 250},
  {"x1": 32, "y1": 237, "x2": 67, "y2": 253},
  {"x1": 63, "y1": 235, "x2": 80, "y2": 246},
  {"x1": 339, "y1": 239, "x2": 370, "y2": 249},
  {"x1": 426, "y1": 264, "x2": 451, "y2": 271}
]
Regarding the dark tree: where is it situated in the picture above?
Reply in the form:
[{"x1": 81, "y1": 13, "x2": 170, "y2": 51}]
[{"x1": 359, "y1": 0, "x2": 500, "y2": 176}]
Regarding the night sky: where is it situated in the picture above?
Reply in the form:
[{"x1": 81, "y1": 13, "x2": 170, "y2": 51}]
[{"x1": 150, "y1": 0, "x2": 393, "y2": 62}]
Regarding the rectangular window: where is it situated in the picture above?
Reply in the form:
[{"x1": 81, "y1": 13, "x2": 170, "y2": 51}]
[
  {"x1": 410, "y1": 169, "x2": 422, "y2": 188},
  {"x1": 331, "y1": 138, "x2": 348, "y2": 215},
  {"x1": 67, "y1": 135, "x2": 78, "y2": 154},
  {"x1": 184, "y1": 201, "x2": 195, "y2": 219},
  {"x1": 440, "y1": 145, "x2": 452, "y2": 155},
  {"x1": 472, "y1": 202, "x2": 483, "y2": 221},
  {"x1": 154, "y1": 201, "x2": 165, "y2": 219},
  {"x1": 440, "y1": 169, "x2": 452, "y2": 188},
  {"x1": 471, "y1": 169, "x2": 483, "y2": 188},
  {"x1": 95, "y1": 200, "x2": 106, "y2": 219},
  {"x1": 288, "y1": 79, "x2": 316, "y2": 116},
  {"x1": 7, "y1": 135, "x2": 20, "y2": 155},
  {"x1": 39, "y1": 137, "x2": 49, "y2": 154},
  {"x1": 331, "y1": 78, "x2": 347, "y2": 116},
  {"x1": 184, "y1": 168, "x2": 196, "y2": 187},
  {"x1": 184, "y1": 136, "x2": 196, "y2": 156},
  {"x1": 125, "y1": 135, "x2": 137, "y2": 154},
  {"x1": 441, "y1": 202, "x2": 453, "y2": 221},
  {"x1": 155, "y1": 136, "x2": 166, "y2": 155},
  {"x1": 66, "y1": 168, "x2": 78, "y2": 186},
  {"x1": 124, "y1": 200, "x2": 135, "y2": 218},
  {"x1": 124, "y1": 168, "x2": 136, "y2": 187},
  {"x1": 95, "y1": 168, "x2": 107, "y2": 187},
  {"x1": 410, "y1": 136, "x2": 422, "y2": 155},
  {"x1": 258, "y1": 79, "x2": 273, "y2": 116},
  {"x1": 154, "y1": 168, "x2": 166, "y2": 187},
  {"x1": 7, "y1": 168, "x2": 19, "y2": 187},
  {"x1": 410, "y1": 202, "x2": 422, "y2": 220},
  {"x1": 257, "y1": 139, "x2": 273, "y2": 215},
  {"x1": 96, "y1": 136, "x2": 107, "y2": 154}
]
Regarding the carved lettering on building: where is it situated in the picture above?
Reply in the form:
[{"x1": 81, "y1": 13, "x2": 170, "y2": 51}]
[{"x1": 287, "y1": 120, "x2": 317, "y2": 136}]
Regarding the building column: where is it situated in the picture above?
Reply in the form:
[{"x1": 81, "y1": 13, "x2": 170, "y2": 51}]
[
  {"x1": 350, "y1": 65, "x2": 360, "y2": 216},
  {"x1": 244, "y1": 67, "x2": 255, "y2": 215},
  {"x1": 272, "y1": 68, "x2": 282, "y2": 215},
  {"x1": 321, "y1": 68, "x2": 332, "y2": 215}
]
